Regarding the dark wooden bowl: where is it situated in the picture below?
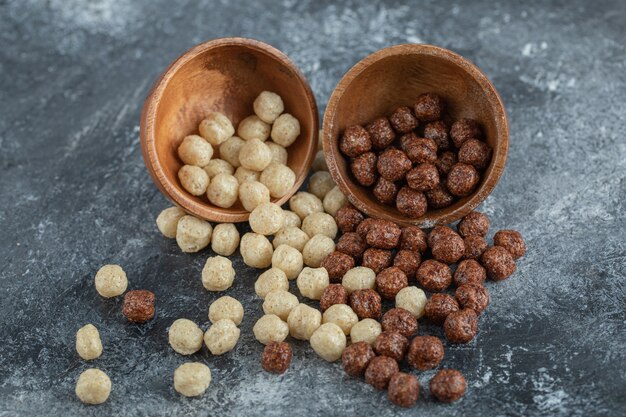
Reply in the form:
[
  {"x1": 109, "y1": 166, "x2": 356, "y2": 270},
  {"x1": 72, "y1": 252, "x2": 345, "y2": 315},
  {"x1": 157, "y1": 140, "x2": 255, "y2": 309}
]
[
  {"x1": 323, "y1": 44, "x2": 509, "y2": 227},
  {"x1": 140, "y1": 37, "x2": 318, "y2": 223}
]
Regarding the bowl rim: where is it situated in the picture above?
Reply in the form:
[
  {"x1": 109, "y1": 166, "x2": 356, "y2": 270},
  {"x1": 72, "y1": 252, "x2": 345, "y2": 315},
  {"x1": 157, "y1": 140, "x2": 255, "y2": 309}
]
[
  {"x1": 323, "y1": 43, "x2": 509, "y2": 227},
  {"x1": 140, "y1": 37, "x2": 319, "y2": 223}
]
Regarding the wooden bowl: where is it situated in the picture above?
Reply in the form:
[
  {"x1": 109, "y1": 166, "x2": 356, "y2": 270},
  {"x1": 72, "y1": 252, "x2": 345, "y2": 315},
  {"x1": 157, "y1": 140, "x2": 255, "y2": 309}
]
[
  {"x1": 323, "y1": 44, "x2": 509, "y2": 227},
  {"x1": 140, "y1": 37, "x2": 318, "y2": 223}
]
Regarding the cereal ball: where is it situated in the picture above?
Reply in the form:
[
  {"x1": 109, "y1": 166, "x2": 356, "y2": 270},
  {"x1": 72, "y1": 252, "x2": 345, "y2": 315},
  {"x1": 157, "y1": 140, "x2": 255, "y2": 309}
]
[
  {"x1": 406, "y1": 163, "x2": 440, "y2": 192},
  {"x1": 456, "y1": 283, "x2": 489, "y2": 315},
  {"x1": 178, "y1": 135, "x2": 214, "y2": 167},
  {"x1": 431, "y1": 232, "x2": 465, "y2": 264},
  {"x1": 336, "y1": 232, "x2": 367, "y2": 260},
  {"x1": 260, "y1": 163, "x2": 296, "y2": 198},
  {"x1": 255, "y1": 268, "x2": 289, "y2": 298},
  {"x1": 302, "y1": 234, "x2": 335, "y2": 268},
  {"x1": 273, "y1": 227, "x2": 309, "y2": 252},
  {"x1": 389, "y1": 106, "x2": 418, "y2": 133},
  {"x1": 263, "y1": 290, "x2": 299, "y2": 320},
  {"x1": 312, "y1": 150, "x2": 328, "y2": 172},
  {"x1": 204, "y1": 319, "x2": 240, "y2": 355},
  {"x1": 271, "y1": 113, "x2": 301, "y2": 147},
  {"x1": 435, "y1": 150, "x2": 457, "y2": 175},
  {"x1": 458, "y1": 211, "x2": 490, "y2": 237},
  {"x1": 349, "y1": 289, "x2": 382, "y2": 320},
  {"x1": 76, "y1": 324, "x2": 103, "y2": 360},
  {"x1": 240, "y1": 233, "x2": 273, "y2": 268},
  {"x1": 408, "y1": 335, "x2": 444, "y2": 371},
  {"x1": 400, "y1": 226, "x2": 428, "y2": 253},
  {"x1": 339, "y1": 125, "x2": 371, "y2": 157},
  {"x1": 234, "y1": 166, "x2": 260, "y2": 184},
  {"x1": 403, "y1": 135, "x2": 438, "y2": 164},
  {"x1": 323, "y1": 304, "x2": 358, "y2": 335},
  {"x1": 122, "y1": 290, "x2": 155, "y2": 323},
  {"x1": 272, "y1": 244, "x2": 303, "y2": 280},
  {"x1": 176, "y1": 215, "x2": 212, "y2": 253},
  {"x1": 377, "y1": 149, "x2": 412, "y2": 182},
  {"x1": 454, "y1": 259, "x2": 487, "y2": 286},
  {"x1": 428, "y1": 225, "x2": 457, "y2": 248},
  {"x1": 342, "y1": 341, "x2": 375, "y2": 377},
  {"x1": 253, "y1": 314, "x2": 289, "y2": 344},
  {"x1": 450, "y1": 118, "x2": 482, "y2": 148},
  {"x1": 323, "y1": 186, "x2": 348, "y2": 216},
  {"x1": 173, "y1": 362, "x2": 211, "y2": 397},
  {"x1": 94, "y1": 264, "x2": 128, "y2": 298},
  {"x1": 376, "y1": 267, "x2": 408, "y2": 300},
  {"x1": 381, "y1": 308, "x2": 418, "y2": 337},
  {"x1": 209, "y1": 296, "x2": 244, "y2": 325},
  {"x1": 447, "y1": 163, "x2": 480, "y2": 197},
  {"x1": 351, "y1": 151, "x2": 378, "y2": 186},
  {"x1": 425, "y1": 294, "x2": 460, "y2": 325},
  {"x1": 413, "y1": 93, "x2": 444, "y2": 122},
  {"x1": 287, "y1": 303, "x2": 322, "y2": 340},
  {"x1": 253, "y1": 91, "x2": 284, "y2": 124},
  {"x1": 481, "y1": 246, "x2": 516, "y2": 280},
  {"x1": 219, "y1": 136, "x2": 245, "y2": 168},
  {"x1": 156, "y1": 206, "x2": 186, "y2": 238},
  {"x1": 239, "y1": 138, "x2": 273, "y2": 171},
  {"x1": 262, "y1": 342, "x2": 292, "y2": 374},
  {"x1": 202, "y1": 256, "x2": 235, "y2": 291},
  {"x1": 210, "y1": 223, "x2": 240, "y2": 256},
  {"x1": 199, "y1": 112, "x2": 235, "y2": 146},
  {"x1": 319, "y1": 284, "x2": 348, "y2": 311},
  {"x1": 463, "y1": 235, "x2": 488, "y2": 260},
  {"x1": 203, "y1": 158, "x2": 235, "y2": 178},
  {"x1": 430, "y1": 369, "x2": 467, "y2": 403},
  {"x1": 266, "y1": 141, "x2": 288, "y2": 165},
  {"x1": 395, "y1": 286, "x2": 427, "y2": 318},
  {"x1": 373, "y1": 331, "x2": 409, "y2": 362},
  {"x1": 365, "y1": 356, "x2": 399, "y2": 390},
  {"x1": 494, "y1": 230, "x2": 526, "y2": 259},
  {"x1": 426, "y1": 184, "x2": 455, "y2": 208},
  {"x1": 444, "y1": 309, "x2": 478, "y2": 343},
  {"x1": 355, "y1": 217, "x2": 378, "y2": 239},
  {"x1": 388, "y1": 372, "x2": 420, "y2": 408},
  {"x1": 416, "y1": 260, "x2": 452, "y2": 292},
  {"x1": 75, "y1": 369, "x2": 111, "y2": 404},
  {"x1": 290, "y1": 191, "x2": 323, "y2": 220},
  {"x1": 424, "y1": 120, "x2": 451, "y2": 150},
  {"x1": 321, "y1": 251, "x2": 355, "y2": 283},
  {"x1": 393, "y1": 250, "x2": 421, "y2": 279},
  {"x1": 342, "y1": 266, "x2": 376, "y2": 294},
  {"x1": 350, "y1": 318, "x2": 382, "y2": 345},
  {"x1": 179, "y1": 165, "x2": 209, "y2": 195},
  {"x1": 372, "y1": 177, "x2": 399, "y2": 205},
  {"x1": 168, "y1": 318, "x2": 204, "y2": 355},
  {"x1": 249, "y1": 202, "x2": 284, "y2": 235},
  {"x1": 308, "y1": 171, "x2": 334, "y2": 200},
  {"x1": 459, "y1": 138, "x2": 491, "y2": 170},
  {"x1": 397, "y1": 187, "x2": 428, "y2": 219},
  {"x1": 282, "y1": 210, "x2": 302, "y2": 228},
  {"x1": 296, "y1": 267, "x2": 329, "y2": 299},
  {"x1": 366, "y1": 117, "x2": 396, "y2": 149},
  {"x1": 206, "y1": 173, "x2": 239, "y2": 208},
  {"x1": 310, "y1": 322, "x2": 347, "y2": 362},
  {"x1": 366, "y1": 220, "x2": 401, "y2": 249},
  {"x1": 237, "y1": 115, "x2": 271, "y2": 142},
  {"x1": 302, "y1": 212, "x2": 337, "y2": 240},
  {"x1": 335, "y1": 205, "x2": 364, "y2": 233}
]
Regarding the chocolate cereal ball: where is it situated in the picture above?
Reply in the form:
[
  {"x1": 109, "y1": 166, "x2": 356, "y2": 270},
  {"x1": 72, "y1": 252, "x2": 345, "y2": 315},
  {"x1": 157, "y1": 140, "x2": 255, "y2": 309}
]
[
  {"x1": 366, "y1": 117, "x2": 396, "y2": 149},
  {"x1": 424, "y1": 120, "x2": 451, "y2": 150},
  {"x1": 349, "y1": 289, "x2": 382, "y2": 320},
  {"x1": 450, "y1": 118, "x2": 482, "y2": 148},
  {"x1": 341, "y1": 341, "x2": 375, "y2": 377},
  {"x1": 424, "y1": 293, "x2": 459, "y2": 325},
  {"x1": 458, "y1": 211, "x2": 490, "y2": 237},
  {"x1": 405, "y1": 137, "x2": 438, "y2": 164},
  {"x1": 413, "y1": 93, "x2": 444, "y2": 122},
  {"x1": 365, "y1": 356, "x2": 399, "y2": 390},
  {"x1": 481, "y1": 246, "x2": 516, "y2": 281},
  {"x1": 262, "y1": 342, "x2": 292, "y2": 374},
  {"x1": 396, "y1": 187, "x2": 428, "y2": 219},
  {"x1": 406, "y1": 163, "x2": 440, "y2": 192},
  {"x1": 123, "y1": 290, "x2": 156, "y2": 323},
  {"x1": 493, "y1": 230, "x2": 526, "y2": 259},
  {"x1": 362, "y1": 248, "x2": 393, "y2": 274},
  {"x1": 335, "y1": 205, "x2": 364, "y2": 233},
  {"x1": 340, "y1": 125, "x2": 372, "y2": 157},
  {"x1": 463, "y1": 235, "x2": 488, "y2": 260},
  {"x1": 428, "y1": 225, "x2": 457, "y2": 247},
  {"x1": 458, "y1": 139, "x2": 492, "y2": 170},
  {"x1": 321, "y1": 251, "x2": 355, "y2": 283},
  {"x1": 454, "y1": 259, "x2": 487, "y2": 287},
  {"x1": 447, "y1": 163, "x2": 480, "y2": 197},
  {"x1": 408, "y1": 335, "x2": 444, "y2": 371},
  {"x1": 388, "y1": 373, "x2": 420, "y2": 408},
  {"x1": 389, "y1": 106, "x2": 418, "y2": 133},
  {"x1": 416, "y1": 260, "x2": 452, "y2": 292},
  {"x1": 430, "y1": 369, "x2": 466, "y2": 403},
  {"x1": 377, "y1": 149, "x2": 412, "y2": 182},
  {"x1": 435, "y1": 151, "x2": 457, "y2": 176},
  {"x1": 444, "y1": 309, "x2": 478, "y2": 343},
  {"x1": 373, "y1": 177, "x2": 399, "y2": 205},
  {"x1": 373, "y1": 331, "x2": 409, "y2": 362},
  {"x1": 393, "y1": 250, "x2": 421, "y2": 280},
  {"x1": 336, "y1": 232, "x2": 367, "y2": 259},
  {"x1": 356, "y1": 218, "x2": 379, "y2": 239},
  {"x1": 400, "y1": 226, "x2": 428, "y2": 253},
  {"x1": 381, "y1": 308, "x2": 418, "y2": 337},
  {"x1": 456, "y1": 283, "x2": 490, "y2": 314},
  {"x1": 351, "y1": 152, "x2": 378, "y2": 186},
  {"x1": 426, "y1": 184, "x2": 455, "y2": 209},
  {"x1": 376, "y1": 267, "x2": 408, "y2": 300},
  {"x1": 430, "y1": 232, "x2": 465, "y2": 264},
  {"x1": 366, "y1": 220, "x2": 401, "y2": 249},
  {"x1": 320, "y1": 284, "x2": 348, "y2": 311}
]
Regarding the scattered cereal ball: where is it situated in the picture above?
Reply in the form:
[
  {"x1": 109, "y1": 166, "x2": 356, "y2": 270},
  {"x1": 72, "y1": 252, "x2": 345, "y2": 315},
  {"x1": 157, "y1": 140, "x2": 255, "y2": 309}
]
[
  {"x1": 204, "y1": 319, "x2": 240, "y2": 355},
  {"x1": 302, "y1": 234, "x2": 335, "y2": 268},
  {"x1": 350, "y1": 318, "x2": 382, "y2": 345},
  {"x1": 393, "y1": 249, "x2": 421, "y2": 279},
  {"x1": 156, "y1": 206, "x2": 186, "y2": 238},
  {"x1": 287, "y1": 303, "x2": 322, "y2": 341},
  {"x1": 237, "y1": 115, "x2": 270, "y2": 142},
  {"x1": 262, "y1": 342, "x2": 292, "y2": 374},
  {"x1": 234, "y1": 166, "x2": 261, "y2": 184},
  {"x1": 271, "y1": 113, "x2": 301, "y2": 147},
  {"x1": 173, "y1": 362, "x2": 211, "y2": 397},
  {"x1": 323, "y1": 304, "x2": 358, "y2": 335},
  {"x1": 272, "y1": 244, "x2": 304, "y2": 280},
  {"x1": 342, "y1": 341, "x2": 376, "y2": 377},
  {"x1": 238, "y1": 181, "x2": 270, "y2": 212},
  {"x1": 335, "y1": 204, "x2": 364, "y2": 233},
  {"x1": 296, "y1": 267, "x2": 330, "y2": 299},
  {"x1": 342, "y1": 266, "x2": 376, "y2": 294},
  {"x1": 362, "y1": 248, "x2": 393, "y2": 273},
  {"x1": 493, "y1": 230, "x2": 526, "y2": 259},
  {"x1": 210, "y1": 223, "x2": 240, "y2": 256},
  {"x1": 266, "y1": 141, "x2": 288, "y2": 165},
  {"x1": 320, "y1": 284, "x2": 348, "y2": 312},
  {"x1": 239, "y1": 138, "x2": 273, "y2": 171},
  {"x1": 253, "y1": 91, "x2": 284, "y2": 124},
  {"x1": 450, "y1": 118, "x2": 482, "y2": 148},
  {"x1": 254, "y1": 268, "x2": 289, "y2": 298},
  {"x1": 406, "y1": 163, "x2": 440, "y2": 192},
  {"x1": 375, "y1": 267, "x2": 408, "y2": 300},
  {"x1": 400, "y1": 225, "x2": 428, "y2": 253},
  {"x1": 395, "y1": 286, "x2": 427, "y2": 318},
  {"x1": 249, "y1": 202, "x2": 285, "y2": 236},
  {"x1": 389, "y1": 106, "x2": 418, "y2": 133},
  {"x1": 122, "y1": 290, "x2": 155, "y2": 323},
  {"x1": 426, "y1": 184, "x2": 455, "y2": 208},
  {"x1": 456, "y1": 283, "x2": 490, "y2": 314},
  {"x1": 290, "y1": 192, "x2": 323, "y2": 220},
  {"x1": 366, "y1": 117, "x2": 395, "y2": 149},
  {"x1": 351, "y1": 152, "x2": 378, "y2": 186},
  {"x1": 312, "y1": 150, "x2": 328, "y2": 172},
  {"x1": 176, "y1": 215, "x2": 212, "y2": 253},
  {"x1": 413, "y1": 93, "x2": 444, "y2": 122},
  {"x1": 308, "y1": 171, "x2": 334, "y2": 200},
  {"x1": 365, "y1": 356, "x2": 399, "y2": 390},
  {"x1": 94, "y1": 264, "x2": 128, "y2": 298},
  {"x1": 356, "y1": 217, "x2": 379, "y2": 239},
  {"x1": 263, "y1": 290, "x2": 299, "y2": 321},
  {"x1": 444, "y1": 309, "x2": 478, "y2": 343},
  {"x1": 219, "y1": 136, "x2": 245, "y2": 168},
  {"x1": 202, "y1": 256, "x2": 235, "y2": 291},
  {"x1": 403, "y1": 135, "x2": 438, "y2": 164},
  {"x1": 75, "y1": 369, "x2": 111, "y2": 404},
  {"x1": 408, "y1": 335, "x2": 444, "y2": 371},
  {"x1": 339, "y1": 125, "x2": 371, "y2": 157},
  {"x1": 260, "y1": 163, "x2": 296, "y2": 198},
  {"x1": 282, "y1": 210, "x2": 302, "y2": 228},
  {"x1": 178, "y1": 135, "x2": 214, "y2": 167},
  {"x1": 425, "y1": 120, "x2": 451, "y2": 150},
  {"x1": 323, "y1": 186, "x2": 348, "y2": 217},
  {"x1": 458, "y1": 138, "x2": 491, "y2": 170},
  {"x1": 206, "y1": 173, "x2": 239, "y2": 208},
  {"x1": 203, "y1": 159, "x2": 234, "y2": 178},
  {"x1": 428, "y1": 225, "x2": 454, "y2": 249},
  {"x1": 430, "y1": 369, "x2": 467, "y2": 403},
  {"x1": 388, "y1": 372, "x2": 420, "y2": 408},
  {"x1": 377, "y1": 149, "x2": 412, "y2": 182},
  {"x1": 454, "y1": 259, "x2": 486, "y2": 286},
  {"x1": 458, "y1": 211, "x2": 490, "y2": 237},
  {"x1": 373, "y1": 331, "x2": 409, "y2": 362},
  {"x1": 310, "y1": 322, "x2": 347, "y2": 362},
  {"x1": 416, "y1": 260, "x2": 452, "y2": 292},
  {"x1": 381, "y1": 308, "x2": 418, "y2": 338},
  {"x1": 199, "y1": 112, "x2": 235, "y2": 146},
  {"x1": 336, "y1": 232, "x2": 367, "y2": 260},
  {"x1": 431, "y1": 231, "x2": 465, "y2": 264},
  {"x1": 168, "y1": 318, "x2": 204, "y2": 355},
  {"x1": 76, "y1": 324, "x2": 103, "y2": 360},
  {"x1": 425, "y1": 294, "x2": 460, "y2": 325},
  {"x1": 373, "y1": 177, "x2": 399, "y2": 205},
  {"x1": 365, "y1": 219, "x2": 401, "y2": 249},
  {"x1": 321, "y1": 251, "x2": 355, "y2": 283},
  {"x1": 396, "y1": 187, "x2": 428, "y2": 219},
  {"x1": 240, "y1": 233, "x2": 273, "y2": 268},
  {"x1": 272, "y1": 227, "x2": 309, "y2": 252},
  {"x1": 209, "y1": 296, "x2": 244, "y2": 325},
  {"x1": 435, "y1": 150, "x2": 457, "y2": 175},
  {"x1": 481, "y1": 246, "x2": 516, "y2": 280},
  {"x1": 302, "y1": 212, "x2": 337, "y2": 240},
  {"x1": 349, "y1": 289, "x2": 382, "y2": 320},
  {"x1": 253, "y1": 314, "x2": 289, "y2": 345},
  {"x1": 463, "y1": 235, "x2": 488, "y2": 260}
]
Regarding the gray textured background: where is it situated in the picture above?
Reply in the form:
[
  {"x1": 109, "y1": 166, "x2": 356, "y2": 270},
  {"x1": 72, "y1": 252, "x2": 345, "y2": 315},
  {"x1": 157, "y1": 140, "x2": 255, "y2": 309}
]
[{"x1": 1, "y1": 0, "x2": 625, "y2": 416}]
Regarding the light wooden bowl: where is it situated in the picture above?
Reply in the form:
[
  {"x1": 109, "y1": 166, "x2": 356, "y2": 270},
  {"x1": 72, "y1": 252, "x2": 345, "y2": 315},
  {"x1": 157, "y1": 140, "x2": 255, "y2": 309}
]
[
  {"x1": 323, "y1": 44, "x2": 509, "y2": 227},
  {"x1": 141, "y1": 38, "x2": 318, "y2": 223}
]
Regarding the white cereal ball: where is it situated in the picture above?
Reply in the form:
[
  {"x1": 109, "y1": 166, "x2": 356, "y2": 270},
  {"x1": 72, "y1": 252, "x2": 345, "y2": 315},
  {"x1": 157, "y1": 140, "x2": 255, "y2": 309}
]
[
  {"x1": 219, "y1": 136, "x2": 245, "y2": 168},
  {"x1": 289, "y1": 192, "x2": 324, "y2": 220},
  {"x1": 176, "y1": 215, "x2": 212, "y2": 253},
  {"x1": 260, "y1": 163, "x2": 296, "y2": 199},
  {"x1": 263, "y1": 290, "x2": 299, "y2": 321},
  {"x1": 271, "y1": 113, "x2": 301, "y2": 147},
  {"x1": 253, "y1": 91, "x2": 284, "y2": 124},
  {"x1": 253, "y1": 314, "x2": 289, "y2": 345},
  {"x1": 237, "y1": 115, "x2": 271, "y2": 142},
  {"x1": 302, "y1": 234, "x2": 335, "y2": 268},
  {"x1": 296, "y1": 267, "x2": 330, "y2": 300},
  {"x1": 282, "y1": 210, "x2": 302, "y2": 228},
  {"x1": 206, "y1": 173, "x2": 239, "y2": 208},
  {"x1": 94, "y1": 264, "x2": 128, "y2": 298},
  {"x1": 350, "y1": 318, "x2": 382, "y2": 346},
  {"x1": 301, "y1": 212, "x2": 337, "y2": 240},
  {"x1": 168, "y1": 319, "x2": 204, "y2": 355},
  {"x1": 203, "y1": 159, "x2": 234, "y2": 179},
  {"x1": 204, "y1": 319, "x2": 240, "y2": 355},
  {"x1": 199, "y1": 112, "x2": 235, "y2": 146},
  {"x1": 156, "y1": 206, "x2": 186, "y2": 239},
  {"x1": 322, "y1": 304, "x2": 358, "y2": 335},
  {"x1": 208, "y1": 296, "x2": 244, "y2": 326},
  {"x1": 201, "y1": 256, "x2": 235, "y2": 291},
  {"x1": 287, "y1": 303, "x2": 322, "y2": 341},
  {"x1": 179, "y1": 165, "x2": 210, "y2": 196},
  {"x1": 76, "y1": 324, "x2": 103, "y2": 360},
  {"x1": 312, "y1": 150, "x2": 328, "y2": 172},
  {"x1": 173, "y1": 362, "x2": 211, "y2": 397},
  {"x1": 272, "y1": 227, "x2": 309, "y2": 252},
  {"x1": 238, "y1": 181, "x2": 270, "y2": 212},
  {"x1": 178, "y1": 135, "x2": 214, "y2": 167},
  {"x1": 249, "y1": 202, "x2": 285, "y2": 236},
  {"x1": 234, "y1": 166, "x2": 261, "y2": 184},
  {"x1": 342, "y1": 267, "x2": 376, "y2": 294},
  {"x1": 308, "y1": 171, "x2": 334, "y2": 200},
  {"x1": 75, "y1": 369, "x2": 111, "y2": 405},
  {"x1": 323, "y1": 186, "x2": 348, "y2": 216},
  {"x1": 266, "y1": 141, "x2": 288, "y2": 165},
  {"x1": 318, "y1": 129, "x2": 324, "y2": 150},
  {"x1": 310, "y1": 322, "x2": 346, "y2": 362},
  {"x1": 395, "y1": 286, "x2": 427, "y2": 318},
  {"x1": 239, "y1": 138, "x2": 273, "y2": 171},
  {"x1": 210, "y1": 223, "x2": 240, "y2": 256},
  {"x1": 240, "y1": 233, "x2": 273, "y2": 268},
  {"x1": 254, "y1": 268, "x2": 289, "y2": 299},
  {"x1": 272, "y1": 244, "x2": 303, "y2": 280}
]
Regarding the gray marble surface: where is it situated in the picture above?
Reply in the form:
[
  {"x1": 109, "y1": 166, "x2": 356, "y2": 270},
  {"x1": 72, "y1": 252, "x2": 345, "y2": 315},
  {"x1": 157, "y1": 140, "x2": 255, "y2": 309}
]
[{"x1": 1, "y1": 0, "x2": 625, "y2": 416}]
